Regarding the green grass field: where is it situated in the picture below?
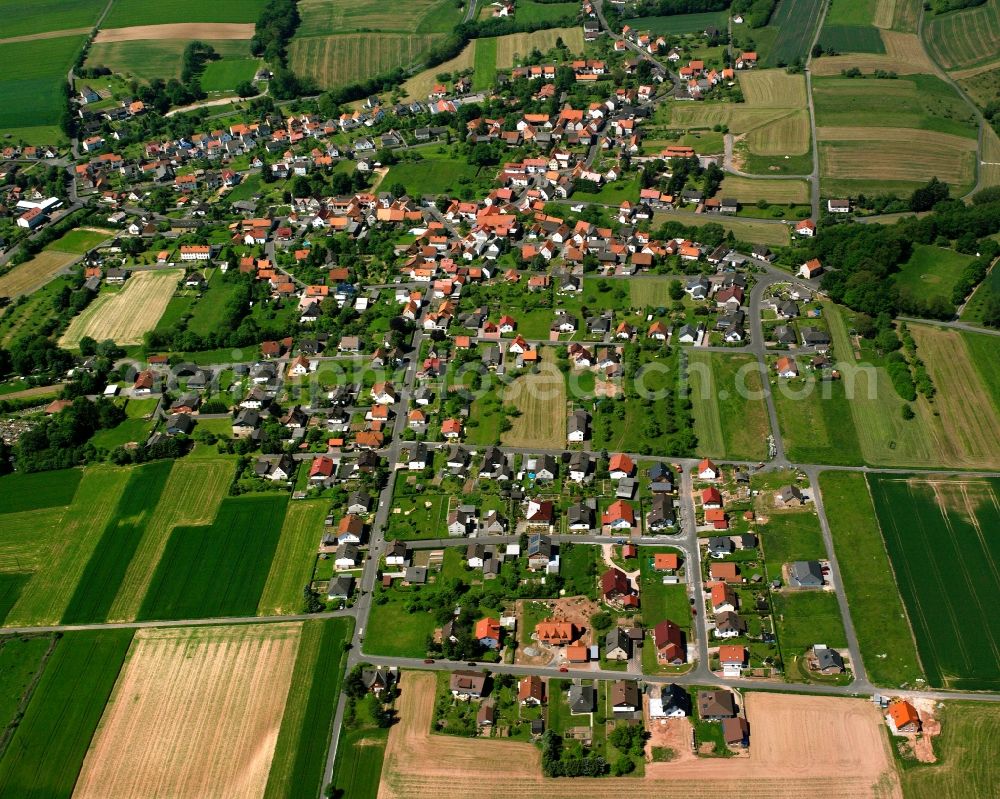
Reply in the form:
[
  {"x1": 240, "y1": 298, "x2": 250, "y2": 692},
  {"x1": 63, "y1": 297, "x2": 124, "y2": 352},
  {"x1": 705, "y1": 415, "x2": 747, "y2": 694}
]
[
  {"x1": 818, "y1": 25, "x2": 886, "y2": 52},
  {"x1": 187, "y1": 271, "x2": 239, "y2": 336},
  {"x1": 0, "y1": 634, "x2": 52, "y2": 732},
  {"x1": 89, "y1": 417, "x2": 154, "y2": 450},
  {"x1": 761, "y1": 0, "x2": 827, "y2": 67},
  {"x1": 257, "y1": 500, "x2": 326, "y2": 616},
  {"x1": 86, "y1": 39, "x2": 253, "y2": 84},
  {"x1": 0, "y1": 35, "x2": 86, "y2": 140},
  {"x1": 825, "y1": 0, "x2": 876, "y2": 25},
  {"x1": 772, "y1": 374, "x2": 865, "y2": 465},
  {"x1": 516, "y1": 0, "x2": 579, "y2": 24},
  {"x1": 818, "y1": 471, "x2": 924, "y2": 687},
  {"x1": 296, "y1": 0, "x2": 460, "y2": 35},
  {"x1": 0, "y1": 574, "x2": 31, "y2": 625},
  {"x1": 383, "y1": 150, "x2": 489, "y2": 197},
  {"x1": 473, "y1": 36, "x2": 497, "y2": 91},
  {"x1": 331, "y1": 727, "x2": 388, "y2": 799},
  {"x1": 2, "y1": 466, "x2": 131, "y2": 627},
  {"x1": 263, "y1": 617, "x2": 353, "y2": 799},
  {"x1": 893, "y1": 244, "x2": 972, "y2": 307},
  {"x1": 102, "y1": 0, "x2": 266, "y2": 27},
  {"x1": 689, "y1": 352, "x2": 771, "y2": 461},
  {"x1": 962, "y1": 330, "x2": 1000, "y2": 416},
  {"x1": 813, "y1": 74, "x2": 977, "y2": 138},
  {"x1": 200, "y1": 58, "x2": 260, "y2": 92},
  {"x1": 61, "y1": 461, "x2": 174, "y2": 625},
  {"x1": 772, "y1": 590, "x2": 848, "y2": 656},
  {"x1": 366, "y1": 592, "x2": 438, "y2": 657},
  {"x1": 138, "y1": 494, "x2": 288, "y2": 621},
  {"x1": 48, "y1": 229, "x2": 113, "y2": 255},
  {"x1": 869, "y1": 474, "x2": 1000, "y2": 690},
  {"x1": 959, "y1": 262, "x2": 1000, "y2": 326},
  {"x1": 652, "y1": 212, "x2": 790, "y2": 247},
  {"x1": 138, "y1": 495, "x2": 288, "y2": 619},
  {"x1": 0, "y1": 0, "x2": 106, "y2": 38},
  {"x1": 0, "y1": 630, "x2": 133, "y2": 799},
  {"x1": 0, "y1": 469, "x2": 81, "y2": 514},
  {"x1": 900, "y1": 702, "x2": 1000, "y2": 798},
  {"x1": 638, "y1": 548, "x2": 692, "y2": 635},
  {"x1": 624, "y1": 10, "x2": 728, "y2": 34},
  {"x1": 760, "y1": 509, "x2": 826, "y2": 581}
]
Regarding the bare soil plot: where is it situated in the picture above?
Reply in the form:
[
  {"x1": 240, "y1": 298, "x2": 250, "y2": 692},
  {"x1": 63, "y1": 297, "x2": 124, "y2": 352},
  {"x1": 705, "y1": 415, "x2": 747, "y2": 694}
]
[
  {"x1": 93, "y1": 23, "x2": 256, "y2": 42},
  {"x1": 379, "y1": 674, "x2": 901, "y2": 798},
  {"x1": 60, "y1": 268, "x2": 182, "y2": 347},
  {"x1": 74, "y1": 623, "x2": 301, "y2": 799},
  {"x1": 501, "y1": 361, "x2": 567, "y2": 449},
  {"x1": 0, "y1": 250, "x2": 77, "y2": 299}
]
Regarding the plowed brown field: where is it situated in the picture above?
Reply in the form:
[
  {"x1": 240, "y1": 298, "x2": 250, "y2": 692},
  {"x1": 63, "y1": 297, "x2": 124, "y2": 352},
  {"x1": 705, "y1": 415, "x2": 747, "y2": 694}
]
[
  {"x1": 379, "y1": 672, "x2": 902, "y2": 799},
  {"x1": 93, "y1": 23, "x2": 255, "y2": 42},
  {"x1": 74, "y1": 623, "x2": 300, "y2": 799}
]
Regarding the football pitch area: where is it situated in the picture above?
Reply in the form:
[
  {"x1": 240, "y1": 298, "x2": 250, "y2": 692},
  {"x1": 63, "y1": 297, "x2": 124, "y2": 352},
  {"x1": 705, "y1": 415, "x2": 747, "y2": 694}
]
[{"x1": 868, "y1": 474, "x2": 1000, "y2": 690}]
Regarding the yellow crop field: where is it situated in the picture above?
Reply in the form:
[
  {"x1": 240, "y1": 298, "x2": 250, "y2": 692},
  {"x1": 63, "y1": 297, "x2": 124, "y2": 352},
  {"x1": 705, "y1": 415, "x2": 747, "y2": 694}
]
[
  {"x1": 0, "y1": 250, "x2": 76, "y2": 299},
  {"x1": 75, "y1": 624, "x2": 301, "y2": 799},
  {"x1": 812, "y1": 31, "x2": 935, "y2": 75},
  {"x1": 745, "y1": 110, "x2": 811, "y2": 155},
  {"x1": 60, "y1": 269, "x2": 182, "y2": 348},
  {"x1": 495, "y1": 27, "x2": 584, "y2": 68},
  {"x1": 718, "y1": 175, "x2": 810, "y2": 203},
  {"x1": 739, "y1": 70, "x2": 807, "y2": 107},
  {"x1": 501, "y1": 361, "x2": 567, "y2": 449},
  {"x1": 401, "y1": 42, "x2": 476, "y2": 99}
]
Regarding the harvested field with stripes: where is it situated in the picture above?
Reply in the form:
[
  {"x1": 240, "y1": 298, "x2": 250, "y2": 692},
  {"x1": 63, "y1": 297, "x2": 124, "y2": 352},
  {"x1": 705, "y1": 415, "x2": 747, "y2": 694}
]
[
  {"x1": 74, "y1": 624, "x2": 301, "y2": 799},
  {"x1": 744, "y1": 110, "x2": 810, "y2": 155},
  {"x1": 0, "y1": 250, "x2": 76, "y2": 299},
  {"x1": 60, "y1": 269, "x2": 183, "y2": 348},
  {"x1": 501, "y1": 361, "x2": 567, "y2": 449},
  {"x1": 378, "y1": 672, "x2": 901, "y2": 798},
  {"x1": 296, "y1": 0, "x2": 457, "y2": 35},
  {"x1": 290, "y1": 33, "x2": 441, "y2": 89},
  {"x1": 925, "y1": 0, "x2": 1000, "y2": 71},
  {"x1": 811, "y1": 31, "x2": 935, "y2": 75},
  {"x1": 738, "y1": 70, "x2": 807, "y2": 107},
  {"x1": 718, "y1": 175, "x2": 810, "y2": 203},
  {"x1": 401, "y1": 43, "x2": 476, "y2": 99},
  {"x1": 873, "y1": 0, "x2": 920, "y2": 30}
]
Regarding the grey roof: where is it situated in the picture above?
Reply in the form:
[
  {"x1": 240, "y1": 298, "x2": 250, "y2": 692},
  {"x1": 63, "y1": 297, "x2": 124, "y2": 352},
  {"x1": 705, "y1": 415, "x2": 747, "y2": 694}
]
[
  {"x1": 814, "y1": 647, "x2": 845, "y2": 670},
  {"x1": 328, "y1": 574, "x2": 354, "y2": 598},
  {"x1": 789, "y1": 560, "x2": 824, "y2": 587},
  {"x1": 605, "y1": 627, "x2": 632, "y2": 656},
  {"x1": 568, "y1": 684, "x2": 596, "y2": 714},
  {"x1": 405, "y1": 566, "x2": 428, "y2": 584}
]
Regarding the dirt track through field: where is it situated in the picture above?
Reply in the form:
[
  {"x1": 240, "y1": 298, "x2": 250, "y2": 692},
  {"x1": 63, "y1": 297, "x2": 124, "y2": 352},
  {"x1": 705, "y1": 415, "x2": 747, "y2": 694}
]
[
  {"x1": 60, "y1": 268, "x2": 181, "y2": 347},
  {"x1": 0, "y1": 27, "x2": 92, "y2": 45},
  {"x1": 94, "y1": 23, "x2": 255, "y2": 43},
  {"x1": 379, "y1": 672, "x2": 902, "y2": 798},
  {"x1": 74, "y1": 624, "x2": 300, "y2": 799}
]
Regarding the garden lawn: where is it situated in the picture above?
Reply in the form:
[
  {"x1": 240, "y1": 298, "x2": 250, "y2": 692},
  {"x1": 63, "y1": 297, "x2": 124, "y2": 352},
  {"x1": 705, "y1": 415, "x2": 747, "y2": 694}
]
[
  {"x1": 818, "y1": 471, "x2": 923, "y2": 687},
  {"x1": 365, "y1": 593, "x2": 438, "y2": 657},
  {"x1": 638, "y1": 548, "x2": 691, "y2": 634},
  {"x1": 772, "y1": 590, "x2": 848, "y2": 657},
  {"x1": 137, "y1": 494, "x2": 288, "y2": 621},
  {"x1": 689, "y1": 352, "x2": 770, "y2": 461},
  {"x1": 0, "y1": 630, "x2": 134, "y2": 799},
  {"x1": 760, "y1": 509, "x2": 825, "y2": 581},
  {"x1": 383, "y1": 151, "x2": 488, "y2": 197}
]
